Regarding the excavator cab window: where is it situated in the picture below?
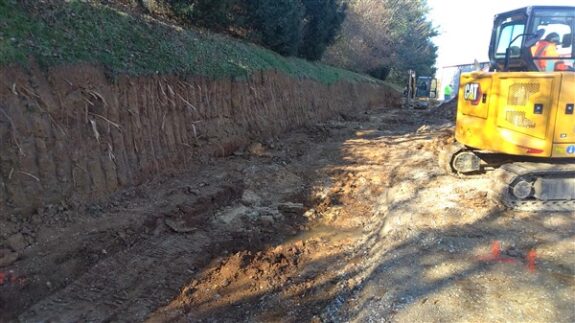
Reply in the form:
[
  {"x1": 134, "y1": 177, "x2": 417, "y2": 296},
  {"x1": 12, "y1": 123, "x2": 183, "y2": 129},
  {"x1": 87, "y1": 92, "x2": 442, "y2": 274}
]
[
  {"x1": 529, "y1": 10, "x2": 574, "y2": 72},
  {"x1": 495, "y1": 20, "x2": 525, "y2": 60},
  {"x1": 489, "y1": 6, "x2": 575, "y2": 72},
  {"x1": 415, "y1": 76, "x2": 437, "y2": 99},
  {"x1": 416, "y1": 78, "x2": 430, "y2": 98}
]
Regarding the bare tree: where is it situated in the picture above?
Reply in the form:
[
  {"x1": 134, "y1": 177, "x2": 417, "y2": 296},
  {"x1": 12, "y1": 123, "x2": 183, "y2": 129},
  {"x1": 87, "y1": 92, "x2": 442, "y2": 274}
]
[{"x1": 323, "y1": 0, "x2": 437, "y2": 82}]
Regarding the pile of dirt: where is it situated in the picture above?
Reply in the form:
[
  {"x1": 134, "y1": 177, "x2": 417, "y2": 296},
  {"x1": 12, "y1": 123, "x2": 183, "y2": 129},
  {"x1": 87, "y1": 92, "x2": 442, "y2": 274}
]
[
  {"x1": 149, "y1": 242, "x2": 310, "y2": 321},
  {"x1": 426, "y1": 96, "x2": 458, "y2": 122}
]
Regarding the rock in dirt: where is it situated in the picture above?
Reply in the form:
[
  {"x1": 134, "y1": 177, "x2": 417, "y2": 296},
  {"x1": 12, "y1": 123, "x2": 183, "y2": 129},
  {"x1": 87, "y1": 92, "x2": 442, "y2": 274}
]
[
  {"x1": 0, "y1": 248, "x2": 19, "y2": 267},
  {"x1": 165, "y1": 218, "x2": 197, "y2": 233},
  {"x1": 246, "y1": 142, "x2": 271, "y2": 157},
  {"x1": 303, "y1": 209, "x2": 317, "y2": 220},
  {"x1": 241, "y1": 190, "x2": 262, "y2": 206},
  {"x1": 260, "y1": 215, "x2": 275, "y2": 226},
  {"x1": 385, "y1": 182, "x2": 417, "y2": 206},
  {"x1": 216, "y1": 205, "x2": 250, "y2": 226},
  {"x1": 278, "y1": 202, "x2": 305, "y2": 216},
  {"x1": 416, "y1": 125, "x2": 431, "y2": 134},
  {"x1": 7, "y1": 233, "x2": 28, "y2": 251},
  {"x1": 0, "y1": 221, "x2": 17, "y2": 240}
]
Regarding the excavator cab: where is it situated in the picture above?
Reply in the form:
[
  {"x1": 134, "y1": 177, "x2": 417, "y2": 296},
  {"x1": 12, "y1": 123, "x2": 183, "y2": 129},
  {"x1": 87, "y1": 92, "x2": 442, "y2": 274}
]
[
  {"x1": 415, "y1": 76, "x2": 438, "y2": 99},
  {"x1": 404, "y1": 70, "x2": 438, "y2": 109},
  {"x1": 440, "y1": 6, "x2": 575, "y2": 211},
  {"x1": 488, "y1": 6, "x2": 575, "y2": 72}
]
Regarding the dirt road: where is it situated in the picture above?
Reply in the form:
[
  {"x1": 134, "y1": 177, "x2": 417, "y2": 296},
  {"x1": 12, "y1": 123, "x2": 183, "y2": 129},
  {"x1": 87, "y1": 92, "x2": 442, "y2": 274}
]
[{"x1": 1, "y1": 104, "x2": 573, "y2": 322}]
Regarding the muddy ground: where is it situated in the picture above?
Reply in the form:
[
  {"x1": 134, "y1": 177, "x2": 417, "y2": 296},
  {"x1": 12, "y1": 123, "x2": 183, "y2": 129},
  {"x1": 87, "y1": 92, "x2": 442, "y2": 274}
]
[{"x1": 1, "y1": 102, "x2": 574, "y2": 322}]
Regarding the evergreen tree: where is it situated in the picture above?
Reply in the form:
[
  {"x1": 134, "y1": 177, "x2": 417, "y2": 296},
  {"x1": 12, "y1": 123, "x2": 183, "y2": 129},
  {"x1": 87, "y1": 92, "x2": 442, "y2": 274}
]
[
  {"x1": 169, "y1": 0, "x2": 235, "y2": 31},
  {"x1": 165, "y1": 0, "x2": 346, "y2": 60},
  {"x1": 298, "y1": 0, "x2": 346, "y2": 61},
  {"x1": 248, "y1": 0, "x2": 305, "y2": 57}
]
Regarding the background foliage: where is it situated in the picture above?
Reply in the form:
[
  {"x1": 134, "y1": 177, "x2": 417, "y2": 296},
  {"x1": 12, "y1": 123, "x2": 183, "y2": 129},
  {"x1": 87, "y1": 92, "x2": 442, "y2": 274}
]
[
  {"x1": 0, "y1": 0, "x2": 374, "y2": 84},
  {"x1": 166, "y1": 0, "x2": 437, "y2": 82},
  {"x1": 166, "y1": 0, "x2": 346, "y2": 60},
  {"x1": 322, "y1": 0, "x2": 438, "y2": 82},
  {"x1": 2, "y1": 0, "x2": 438, "y2": 84}
]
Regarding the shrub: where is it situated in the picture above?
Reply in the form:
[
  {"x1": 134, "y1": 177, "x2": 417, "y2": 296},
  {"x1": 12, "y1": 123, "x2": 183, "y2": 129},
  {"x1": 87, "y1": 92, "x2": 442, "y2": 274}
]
[
  {"x1": 169, "y1": 0, "x2": 236, "y2": 31},
  {"x1": 247, "y1": 0, "x2": 305, "y2": 57}
]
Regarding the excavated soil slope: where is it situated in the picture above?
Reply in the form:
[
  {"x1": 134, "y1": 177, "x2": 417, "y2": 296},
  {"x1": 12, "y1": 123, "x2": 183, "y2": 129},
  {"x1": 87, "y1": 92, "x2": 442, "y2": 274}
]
[
  {"x1": 2, "y1": 103, "x2": 572, "y2": 322},
  {"x1": 0, "y1": 64, "x2": 398, "y2": 217}
]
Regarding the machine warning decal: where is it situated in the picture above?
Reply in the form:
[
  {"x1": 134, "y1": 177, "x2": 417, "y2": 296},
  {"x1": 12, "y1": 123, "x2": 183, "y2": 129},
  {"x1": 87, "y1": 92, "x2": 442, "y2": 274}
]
[
  {"x1": 567, "y1": 145, "x2": 575, "y2": 155},
  {"x1": 505, "y1": 111, "x2": 536, "y2": 128},
  {"x1": 463, "y1": 83, "x2": 481, "y2": 105}
]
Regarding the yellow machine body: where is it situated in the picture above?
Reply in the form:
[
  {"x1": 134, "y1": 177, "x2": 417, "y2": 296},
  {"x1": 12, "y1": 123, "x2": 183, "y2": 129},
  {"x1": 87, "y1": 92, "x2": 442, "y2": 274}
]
[{"x1": 455, "y1": 71, "x2": 575, "y2": 159}]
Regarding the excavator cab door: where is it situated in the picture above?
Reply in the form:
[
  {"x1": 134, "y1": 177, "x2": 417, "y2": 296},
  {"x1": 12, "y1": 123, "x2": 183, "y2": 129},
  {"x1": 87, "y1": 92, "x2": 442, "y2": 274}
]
[
  {"x1": 415, "y1": 76, "x2": 434, "y2": 98},
  {"x1": 429, "y1": 78, "x2": 438, "y2": 98}
]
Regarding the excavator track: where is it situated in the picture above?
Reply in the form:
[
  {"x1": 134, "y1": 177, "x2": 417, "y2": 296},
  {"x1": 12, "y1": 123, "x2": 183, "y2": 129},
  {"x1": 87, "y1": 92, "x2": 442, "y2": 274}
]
[{"x1": 489, "y1": 162, "x2": 575, "y2": 212}]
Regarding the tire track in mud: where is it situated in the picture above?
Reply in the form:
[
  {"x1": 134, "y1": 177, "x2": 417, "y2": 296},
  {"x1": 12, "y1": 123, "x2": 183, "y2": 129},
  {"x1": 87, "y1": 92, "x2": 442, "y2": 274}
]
[
  {"x1": 14, "y1": 172, "x2": 305, "y2": 322},
  {"x1": 20, "y1": 233, "x2": 210, "y2": 322}
]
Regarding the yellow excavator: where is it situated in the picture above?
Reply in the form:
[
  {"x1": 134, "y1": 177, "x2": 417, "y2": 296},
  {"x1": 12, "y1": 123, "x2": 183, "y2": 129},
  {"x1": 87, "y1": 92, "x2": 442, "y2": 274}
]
[
  {"x1": 404, "y1": 70, "x2": 438, "y2": 109},
  {"x1": 440, "y1": 6, "x2": 575, "y2": 211}
]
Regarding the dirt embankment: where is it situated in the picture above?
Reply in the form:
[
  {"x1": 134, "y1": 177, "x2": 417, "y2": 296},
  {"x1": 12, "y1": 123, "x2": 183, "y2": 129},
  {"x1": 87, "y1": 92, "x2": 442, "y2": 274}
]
[
  {"x1": 0, "y1": 104, "x2": 397, "y2": 322},
  {"x1": 0, "y1": 63, "x2": 399, "y2": 218},
  {"x1": 1, "y1": 96, "x2": 572, "y2": 322}
]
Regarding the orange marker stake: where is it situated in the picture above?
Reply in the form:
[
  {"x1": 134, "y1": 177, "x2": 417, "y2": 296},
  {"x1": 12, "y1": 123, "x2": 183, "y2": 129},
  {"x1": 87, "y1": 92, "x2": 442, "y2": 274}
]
[
  {"x1": 491, "y1": 240, "x2": 501, "y2": 258},
  {"x1": 478, "y1": 240, "x2": 516, "y2": 263},
  {"x1": 527, "y1": 249, "x2": 537, "y2": 272}
]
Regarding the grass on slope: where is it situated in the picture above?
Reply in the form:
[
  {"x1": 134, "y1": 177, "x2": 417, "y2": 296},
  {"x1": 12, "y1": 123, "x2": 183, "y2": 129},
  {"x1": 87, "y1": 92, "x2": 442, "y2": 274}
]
[{"x1": 0, "y1": 0, "x2": 378, "y2": 84}]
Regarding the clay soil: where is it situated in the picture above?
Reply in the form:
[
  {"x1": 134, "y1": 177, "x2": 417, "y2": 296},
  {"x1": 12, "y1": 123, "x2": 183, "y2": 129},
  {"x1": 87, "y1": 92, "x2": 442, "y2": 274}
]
[{"x1": 1, "y1": 103, "x2": 574, "y2": 322}]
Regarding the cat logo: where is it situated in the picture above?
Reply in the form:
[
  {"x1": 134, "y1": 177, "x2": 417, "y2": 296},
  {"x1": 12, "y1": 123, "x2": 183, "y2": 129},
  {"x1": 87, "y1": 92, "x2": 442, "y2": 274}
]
[{"x1": 463, "y1": 83, "x2": 481, "y2": 104}]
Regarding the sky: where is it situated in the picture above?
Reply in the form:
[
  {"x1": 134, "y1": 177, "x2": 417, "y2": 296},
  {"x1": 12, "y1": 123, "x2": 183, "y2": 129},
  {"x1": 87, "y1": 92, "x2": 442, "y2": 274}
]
[{"x1": 427, "y1": 0, "x2": 575, "y2": 69}]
